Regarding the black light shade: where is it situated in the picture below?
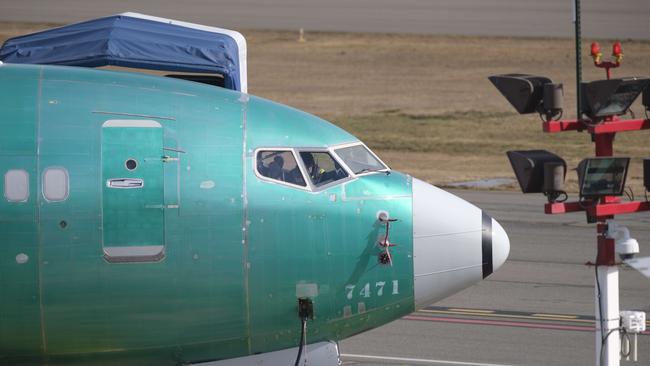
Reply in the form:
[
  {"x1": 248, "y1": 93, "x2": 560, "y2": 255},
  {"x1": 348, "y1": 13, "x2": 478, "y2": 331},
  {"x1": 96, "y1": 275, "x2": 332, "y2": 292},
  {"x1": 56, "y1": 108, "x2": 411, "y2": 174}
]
[
  {"x1": 489, "y1": 74, "x2": 552, "y2": 114},
  {"x1": 577, "y1": 157, "x2": 630, "y2": 197},
  {"x1": 581, "y1": 77, "x2": 650, "y2": 120},
  {"x1": 506, "y1": 150, "x2": 566, "y2": 194}
]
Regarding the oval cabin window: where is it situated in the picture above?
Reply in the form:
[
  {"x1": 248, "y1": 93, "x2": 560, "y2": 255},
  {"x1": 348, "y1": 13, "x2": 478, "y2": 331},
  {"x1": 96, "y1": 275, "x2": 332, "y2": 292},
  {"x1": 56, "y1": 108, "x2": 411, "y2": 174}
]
[
  {"x1": 4, "y1": 169, "x2": 29, "y2": 202},
  {"x1": 43, "y1": 167, "x2": 69, "y2": 202}
]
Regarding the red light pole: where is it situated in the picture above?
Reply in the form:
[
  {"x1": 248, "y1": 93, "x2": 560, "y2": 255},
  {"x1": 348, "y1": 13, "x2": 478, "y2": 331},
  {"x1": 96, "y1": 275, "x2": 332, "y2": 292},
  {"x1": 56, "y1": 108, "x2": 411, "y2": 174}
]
[
  {"x1": 491, "y1": 5, "x2": 649, "y2": 363},
  {"x1": 542, "y1": 41, "x2": 649, "y2": 366}
]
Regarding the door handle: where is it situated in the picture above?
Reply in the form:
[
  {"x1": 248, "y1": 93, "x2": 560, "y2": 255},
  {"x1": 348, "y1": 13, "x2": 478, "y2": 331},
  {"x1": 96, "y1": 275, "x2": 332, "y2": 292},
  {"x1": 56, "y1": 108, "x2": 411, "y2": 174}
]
[{"x1": 107, "y1": 178, "x2": 144, "y2": 188}]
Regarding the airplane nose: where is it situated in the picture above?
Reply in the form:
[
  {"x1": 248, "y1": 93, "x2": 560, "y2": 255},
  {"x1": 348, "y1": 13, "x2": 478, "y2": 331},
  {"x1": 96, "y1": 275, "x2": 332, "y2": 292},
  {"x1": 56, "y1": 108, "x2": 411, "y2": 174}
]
[
  {"x1": 490, "y1": 216, "x2": 510, "y2": 273},
  {"x1": 412, "y1": 178, "x2": 509, "y2": 309}
]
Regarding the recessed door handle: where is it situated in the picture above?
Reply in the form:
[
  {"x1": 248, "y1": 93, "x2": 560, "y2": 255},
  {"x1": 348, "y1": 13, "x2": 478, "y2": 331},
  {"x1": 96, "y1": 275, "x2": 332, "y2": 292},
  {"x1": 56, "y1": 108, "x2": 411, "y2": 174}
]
[{"x1": 107, "y1": 178, "x2": 144, "y2": 188}]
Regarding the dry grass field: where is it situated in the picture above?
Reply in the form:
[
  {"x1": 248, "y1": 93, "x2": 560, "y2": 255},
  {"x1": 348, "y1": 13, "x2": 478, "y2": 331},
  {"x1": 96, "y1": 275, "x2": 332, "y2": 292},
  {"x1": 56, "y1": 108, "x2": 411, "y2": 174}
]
[{"x1": 3, "y1": 22, "x2": 650, "y2": 195}]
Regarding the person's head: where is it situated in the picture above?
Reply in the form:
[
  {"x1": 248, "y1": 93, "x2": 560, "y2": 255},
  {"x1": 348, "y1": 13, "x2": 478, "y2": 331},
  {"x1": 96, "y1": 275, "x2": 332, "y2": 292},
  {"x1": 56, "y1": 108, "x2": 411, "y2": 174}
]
[
  {"x1": 302, "y1": 153, "x2": 315, "y2": 169},
  {"x1": 273, "y1": 155, "x2": 284, "y2": 168}
]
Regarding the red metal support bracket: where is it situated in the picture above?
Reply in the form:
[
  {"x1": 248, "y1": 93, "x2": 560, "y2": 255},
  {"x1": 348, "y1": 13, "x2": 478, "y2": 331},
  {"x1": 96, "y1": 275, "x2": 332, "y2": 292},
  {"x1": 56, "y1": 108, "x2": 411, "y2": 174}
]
[
  {"x1": 588, "y1": 119, "x2": 650, "y2": 134},
  {"x1": 588, "y1": 201, "x2": 650, "y2": 217},
  {"x1": 545, "y1": 201, "x2": 585, "y2": 214},
  {"x1": 542, "y1": 119, "x2": 583, "y2": 133},
  {"x1": 545, "y1": 201, "x2": 650, "y2": 219},
  {"x1": 543, "y1": 118, "x2": 650, "y2": 135}
]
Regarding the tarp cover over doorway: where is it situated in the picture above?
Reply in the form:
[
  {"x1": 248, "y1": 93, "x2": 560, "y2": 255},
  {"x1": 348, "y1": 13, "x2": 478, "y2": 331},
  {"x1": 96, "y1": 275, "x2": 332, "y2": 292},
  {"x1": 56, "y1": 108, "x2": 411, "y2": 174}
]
[{"x1": 0, "y1": 12, "x2": 248, "y2": 92}]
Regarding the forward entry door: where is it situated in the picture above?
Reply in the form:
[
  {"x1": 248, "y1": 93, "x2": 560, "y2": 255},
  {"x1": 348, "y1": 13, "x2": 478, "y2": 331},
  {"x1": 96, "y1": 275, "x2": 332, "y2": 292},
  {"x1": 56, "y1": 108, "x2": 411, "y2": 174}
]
[{"x1": 101, "y1": 119, "x2": 165, "y2": 262}]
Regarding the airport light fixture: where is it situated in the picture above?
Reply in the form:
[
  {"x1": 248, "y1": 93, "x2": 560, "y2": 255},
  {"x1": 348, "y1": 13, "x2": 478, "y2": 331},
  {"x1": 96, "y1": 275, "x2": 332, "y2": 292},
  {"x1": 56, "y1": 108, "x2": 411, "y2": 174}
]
[
  {"x1": 494, "y1": 16, "x2": 650, "y2": 366},
  {"x1": 590, "y1": 42, "x2": 603, "y2": 64},
  {"x1": 506, "y1": 150, "x2": 566, "y2": 202},
  {"x1": 576, "y1": 157, "x2": 629, "y2": 198},
  {"x1": 580, "y1": 77, "x2": 650, "y2": 121},
  {"x1": 591, "y1": 41, "x2": 623, "y2": 67},
  {"x1": 612, "y1": 41, "x2": 623, "y2": 63},
  {"x1": 488, "y1": 74, "x2": 564, "y2": 121}
]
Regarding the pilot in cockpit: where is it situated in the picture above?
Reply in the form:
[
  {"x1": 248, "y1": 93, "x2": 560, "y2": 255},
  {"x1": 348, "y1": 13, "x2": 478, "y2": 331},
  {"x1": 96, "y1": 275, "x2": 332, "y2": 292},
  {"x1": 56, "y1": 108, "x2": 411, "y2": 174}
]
[
  {"x1": 301, "y1": 153, "x2": 325, "y2": 184},
  {"x1": 268, "y1": 155, "x2": 285, "y2": 180}
]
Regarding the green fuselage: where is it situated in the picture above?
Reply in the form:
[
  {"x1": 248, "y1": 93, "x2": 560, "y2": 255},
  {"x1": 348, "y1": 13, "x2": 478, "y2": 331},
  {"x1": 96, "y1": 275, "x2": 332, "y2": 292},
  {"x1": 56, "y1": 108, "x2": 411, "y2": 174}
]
[{"x1": 0, "y1": 64, "x2": 414, "y2": 365}]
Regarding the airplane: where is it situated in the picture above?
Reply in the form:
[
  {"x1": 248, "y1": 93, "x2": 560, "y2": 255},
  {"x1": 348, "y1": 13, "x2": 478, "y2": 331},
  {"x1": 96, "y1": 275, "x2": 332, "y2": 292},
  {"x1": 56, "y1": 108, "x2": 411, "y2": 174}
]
[{"x1": 0, "y1": 13, "x2": 509, "y2": 366}]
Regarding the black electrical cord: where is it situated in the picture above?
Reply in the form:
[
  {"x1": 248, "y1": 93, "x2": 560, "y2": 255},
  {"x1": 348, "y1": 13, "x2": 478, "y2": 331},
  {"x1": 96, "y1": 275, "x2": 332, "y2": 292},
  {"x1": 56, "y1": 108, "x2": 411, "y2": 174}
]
[
  {"x1": 627, "y1": 108, "x2": 636, "y2": 119},
  {"x1": 294, "y1": 317, "x2": 307, "y2": 366},
  {"x1": 595, "y1": 264, "x2": 606, "y2": 365},
  {"x1": 582, "y1": 116, "x2": 604, "y2": 127},
  {"x1": 628, "y1": 187, "x2": 636, "y2": 201},
  {"x1": 596, "y1": 263, "x2": 630, "y2": 365},
  {"x1": 544, "y1": 191, "x2": 568, "y2": 203},
  {"x1": 620, "y1": 328, "x2": 632, "y2": 358},
  {"x1": 538, "y1": 110, "x2": 563, "y2": 123},
  {"x1": 624, "y1": 186, "x2": 634, "y2": 202},
  {"x1": 578, "y1": 196, "x2": 597, "y2": 210},
  {"x1": 599, "y1": 327, "x2": 622, "y2": 365}
]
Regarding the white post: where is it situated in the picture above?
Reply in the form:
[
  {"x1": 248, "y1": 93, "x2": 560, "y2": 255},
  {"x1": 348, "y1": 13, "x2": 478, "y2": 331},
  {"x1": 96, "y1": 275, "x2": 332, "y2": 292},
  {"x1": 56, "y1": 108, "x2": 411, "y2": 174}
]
[{"x1": 595, "y1": 266, "x2": 620, "y2": 366}]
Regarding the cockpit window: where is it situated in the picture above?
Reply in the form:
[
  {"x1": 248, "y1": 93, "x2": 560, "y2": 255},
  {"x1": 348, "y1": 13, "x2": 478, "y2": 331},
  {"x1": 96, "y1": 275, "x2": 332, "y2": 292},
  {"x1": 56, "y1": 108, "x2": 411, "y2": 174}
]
[
  {"x1": 299, "y1": 151, "x2": 349, "y2": 187},
  {"x1": 334, "y1": 144, "x2": 388, "y2": 175},
  {"x1": 257, "y1": 150, "x2": 306, "y2": 187}
]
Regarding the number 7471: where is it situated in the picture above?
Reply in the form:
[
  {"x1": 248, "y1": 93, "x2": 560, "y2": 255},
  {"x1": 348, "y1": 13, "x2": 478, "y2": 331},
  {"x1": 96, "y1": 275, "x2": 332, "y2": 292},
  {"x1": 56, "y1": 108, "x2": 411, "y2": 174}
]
[{"x1": 345, "y1": 280, "x2": 399, "y2": 300}]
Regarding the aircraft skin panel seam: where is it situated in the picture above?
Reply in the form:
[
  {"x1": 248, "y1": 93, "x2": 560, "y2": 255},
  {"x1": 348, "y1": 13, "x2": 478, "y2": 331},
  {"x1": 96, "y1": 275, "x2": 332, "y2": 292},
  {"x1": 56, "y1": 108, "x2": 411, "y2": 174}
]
[
  {"x1": 92, "y1": 110, "x2": 176, "y2": 120},
  {"x1": 340, "y1": 195, "x2": 411, "y2": 202},
  {"x1": 240, "y1": 96, "x2": 252, "y2": 354},
  {"x1": 413, "y1": 229, "x2": 482, "y2": 239},
  {"x1": 36, "y1": 65, "x2": 47, "y2": 354},
  {"x1": 414, "y1": 263, "x2": 483, "y2": 278}
]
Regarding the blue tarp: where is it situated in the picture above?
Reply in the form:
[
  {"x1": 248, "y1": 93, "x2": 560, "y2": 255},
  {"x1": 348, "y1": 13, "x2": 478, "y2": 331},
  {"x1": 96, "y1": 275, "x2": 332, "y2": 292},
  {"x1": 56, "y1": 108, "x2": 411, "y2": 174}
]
[{"x1": 0, "y1": 13, "x2": 246, "y2": 92}]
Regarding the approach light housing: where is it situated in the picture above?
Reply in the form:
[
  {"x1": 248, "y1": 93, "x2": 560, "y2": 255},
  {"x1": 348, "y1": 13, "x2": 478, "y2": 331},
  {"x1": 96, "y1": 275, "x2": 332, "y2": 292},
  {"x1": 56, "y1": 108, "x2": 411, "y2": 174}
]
[
  {"x1": 577, "y1": 157, "x2": 630, "y2": 198},
  {"x1": 506, "y1": 150, "x2": 567, "y2": 201},
  {"x1": 581, "y1": 77, "x2": 650, "y2": 120}
]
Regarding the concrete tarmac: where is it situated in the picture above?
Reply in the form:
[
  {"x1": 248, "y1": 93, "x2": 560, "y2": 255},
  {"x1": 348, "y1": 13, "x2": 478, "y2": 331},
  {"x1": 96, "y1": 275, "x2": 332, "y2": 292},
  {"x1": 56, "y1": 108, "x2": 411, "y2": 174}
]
[
  {"x1": 0, "y1": 0, "x2": 648, "y2": 40},
  {"x1": 339, "y1": 189, "x2": 650, "y2": 365}
]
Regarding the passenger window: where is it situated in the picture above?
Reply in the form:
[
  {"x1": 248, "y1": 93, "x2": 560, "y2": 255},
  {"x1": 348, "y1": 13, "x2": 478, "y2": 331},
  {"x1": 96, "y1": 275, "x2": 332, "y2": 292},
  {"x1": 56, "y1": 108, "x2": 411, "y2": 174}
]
[
  {"x1": 43, "y1": 167, "x2": 69, "y2": 202},
  {"x1": 4, "y1": 169, "x2": 29, "y2": 202},
  {"x1": 299, "y1": 151, "x2": 348, "y2": 187},
  {"x1": 256, "y1": 150, "x2": 306, "y2": 187}
]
